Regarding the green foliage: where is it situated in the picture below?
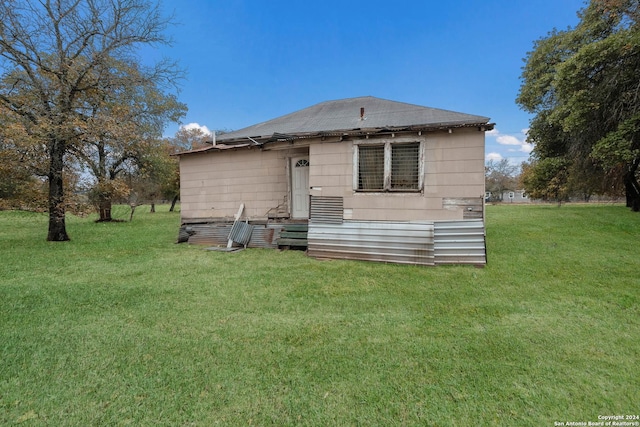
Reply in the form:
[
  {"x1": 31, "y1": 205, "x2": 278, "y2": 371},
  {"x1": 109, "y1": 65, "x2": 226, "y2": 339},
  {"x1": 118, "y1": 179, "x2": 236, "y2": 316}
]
[
  {"x1": 592, "y1": 113, "x2": 640, "y2": 168},
  {"x1": 0, "y1": 174, "x2": 47, "y2": 211},
  {"x1": 128, "y1": 138, "x2": 181, "y2": 204},
  {"x1": 142, "y1": 127, "x2": 214, "y2": 206},
  {"x1": 0, "y1": 205, "x2": 638, "y2": 425},
  {"x1": 520, "y1": 157, "x2": 570, "y2": 201},
  {"x1": 517, "y1": 29, "x2": 573, "y2": 114},
  {"x1": 0, "y1": 152, "x2": 42, "y2": 207},
  {"x1": 518, "y1": 0, "x2": 640, "y2": 208}
]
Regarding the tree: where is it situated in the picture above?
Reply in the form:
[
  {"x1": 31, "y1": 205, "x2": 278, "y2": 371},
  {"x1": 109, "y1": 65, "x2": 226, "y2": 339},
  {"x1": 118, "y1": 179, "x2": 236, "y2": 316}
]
[
  {"x1": 171, "y1": 126, "x2": 212, "y2": 151},
  {"x1": 125, "y1": 126, "x2": 214, "y2": 216},
  {"x1": 0, "y1": 107, "x2": 42, "y2": 209},
  {"x1": 159, "y1": 126, "x2": 216, "y2": 212},
  {"x1": 124, "y1": 137, "x2": 179, "y2": 214},
  {"x1": 0, "y1": 144, "x2": 47, "y2": 211},
  {"x1": 70, "y1": 59, "x2": 186, "y2": 221},
  {"x1": 520, "y1": 158, "x2": 570, "y2": 202},
  {"x1": 517, "y1": 0, "x2": 640, "y2": 210},
  {"x1": 157, "y1": 138, "x2": 182, "y2": 212},
  {"x1": 0, "y1": 0, "x2": 184, "y2": 240},
  {"x1": 485, "y1": 159, "x2": 519, "y2": 201}
]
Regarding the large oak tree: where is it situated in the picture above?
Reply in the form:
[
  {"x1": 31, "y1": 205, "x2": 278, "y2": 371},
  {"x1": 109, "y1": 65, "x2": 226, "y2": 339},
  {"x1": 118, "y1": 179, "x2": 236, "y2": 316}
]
[
  {"x1": 0, "y1": 0, "x2": 184, "y2": 240},
  {"x1": 517, "y1": 0, "x2": 640, "y2": 210}
]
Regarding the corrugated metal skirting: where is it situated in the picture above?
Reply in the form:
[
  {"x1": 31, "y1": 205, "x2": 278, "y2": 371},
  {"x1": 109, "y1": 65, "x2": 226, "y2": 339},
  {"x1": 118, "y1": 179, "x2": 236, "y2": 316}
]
[
  {"x1": 182, "y1": 222, "x2": 282, "y2": 248},
  {"x1": 308, "y1": 219, "x2": 486, "y2": 266},
  {"x1": 183, "y1": 219, "x2": 486, "y2": 265},
  {"x1": 308, "y1": 221, "x2": 436, "y2": 265},
  {"x1": 433, "y1": 220, "x2": 486, "y2": 265}
]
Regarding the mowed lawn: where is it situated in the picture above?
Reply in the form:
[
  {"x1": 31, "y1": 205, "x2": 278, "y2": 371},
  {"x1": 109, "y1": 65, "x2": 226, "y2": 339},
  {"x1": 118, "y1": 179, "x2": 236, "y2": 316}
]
[{"x1": 0, "y1": 204, "x2": 638, "y2": 426}]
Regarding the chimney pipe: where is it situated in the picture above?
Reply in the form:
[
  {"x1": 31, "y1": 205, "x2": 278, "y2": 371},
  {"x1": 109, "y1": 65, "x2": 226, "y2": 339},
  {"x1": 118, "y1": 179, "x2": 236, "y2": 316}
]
[{"x1": 360, "y1": 107, "x2": 365, "y2": 120}]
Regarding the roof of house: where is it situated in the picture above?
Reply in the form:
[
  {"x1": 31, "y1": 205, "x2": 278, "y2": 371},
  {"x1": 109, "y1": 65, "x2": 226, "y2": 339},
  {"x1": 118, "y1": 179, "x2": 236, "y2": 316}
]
[{"x1": 178, "y1": 96, "x2": 493, "y2": 154}]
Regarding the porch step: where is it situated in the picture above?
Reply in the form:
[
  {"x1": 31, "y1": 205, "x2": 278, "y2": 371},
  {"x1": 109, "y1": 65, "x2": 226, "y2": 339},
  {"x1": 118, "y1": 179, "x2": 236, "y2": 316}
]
[
  {"x1": 276, "y1": 238, "x2": 308, "y2": 247},
  {"x1": 277, "y1": 223, "x2": 308, "y2": 248},
  {"x1": 279, "y1": 231, "x2": 307, "y2": 239},
  {"x1": 281, "y1": 224, "x2": 308, "y2": 232}
]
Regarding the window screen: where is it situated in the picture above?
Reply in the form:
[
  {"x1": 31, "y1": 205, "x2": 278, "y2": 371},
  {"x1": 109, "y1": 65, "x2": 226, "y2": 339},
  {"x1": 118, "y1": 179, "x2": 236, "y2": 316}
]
[
  {"x1": 391, "y1": 142, "x2": 420, "y2": 190},
  {"x1": 358, "y1": 145, "x2": 385, "y2": 190}
]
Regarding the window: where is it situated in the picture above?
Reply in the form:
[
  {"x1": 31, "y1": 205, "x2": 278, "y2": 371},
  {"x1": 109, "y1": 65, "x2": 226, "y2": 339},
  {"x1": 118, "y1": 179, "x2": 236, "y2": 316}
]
[
  {"x1": 358, "y1": 145, "x2": 385, "y2": 190},
  {"x1": 391, "y1": 143, "x2": 420, "y2": 190},
  {"x1": 356, "y1": 141, "x2": 422, "y2": 191}
]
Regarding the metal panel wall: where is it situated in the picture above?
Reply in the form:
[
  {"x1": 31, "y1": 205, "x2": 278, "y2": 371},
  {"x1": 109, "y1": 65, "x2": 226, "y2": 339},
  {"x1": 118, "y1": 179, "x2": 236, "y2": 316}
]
[
  {"x1": 182, "y1": 222, "x2": 283, "y2": 248},
  {"x1": 184, "y1": 223, "x2": 231, "y2": 246},
  {"x1": 309, "y1": 196, "x2": 344, "y2": 223},
  {"x1": 308, "y1": 221, "x2": 435, "y2": 266},
  {"x1": 228, "y1": 221, "x2": 254, "y2": 246},
  {"x1": 433, "y1": 220, "x2": 486, "y2": 265},
  {"x1": 183, "y1": 219, "x2": 487, "y2": 266}
]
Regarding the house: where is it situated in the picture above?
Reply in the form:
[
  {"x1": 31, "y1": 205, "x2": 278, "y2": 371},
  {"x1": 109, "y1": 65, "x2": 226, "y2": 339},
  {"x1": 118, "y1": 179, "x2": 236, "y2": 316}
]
[
  {"x1": 177, "y1": 96, "x2": 494, "y2": 266},
  {"x1": 485, "y1": 190, "x2": 530, "y2": 203}
]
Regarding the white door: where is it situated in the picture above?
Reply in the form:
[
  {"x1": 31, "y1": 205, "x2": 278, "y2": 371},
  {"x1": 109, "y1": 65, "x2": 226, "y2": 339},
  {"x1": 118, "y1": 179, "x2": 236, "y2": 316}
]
[{"x1": 291, "y1": 157, "x2": 310, "y2": 219}]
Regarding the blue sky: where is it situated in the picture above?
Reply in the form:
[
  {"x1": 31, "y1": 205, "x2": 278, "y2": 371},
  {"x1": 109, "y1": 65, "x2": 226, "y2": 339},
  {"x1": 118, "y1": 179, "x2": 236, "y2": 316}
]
[{"x1": 151, "y1": 0, "x2": 586, "y2": 166}]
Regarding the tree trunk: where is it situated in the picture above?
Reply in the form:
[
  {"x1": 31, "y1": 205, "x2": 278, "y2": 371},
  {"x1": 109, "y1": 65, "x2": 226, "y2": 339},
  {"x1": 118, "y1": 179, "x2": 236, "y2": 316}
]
[
  {"x1": 47, "y1": 139, "x2": 70, "y2": 241},
  {"x1": 98, "y1": 196, "x2": 113, "y2": 221},
  {"x1": 150, "y1": 202, "x2": 155, "y2": 213},
  {"x1": 624, "y1": 159, "x2": 640, "y2": 212},
  {"x1": 624, "y1": 174, "x2": 640, "y2": 211},
  {"x1": 169, "y1": 194, "x2": 179, "y2": 212}
]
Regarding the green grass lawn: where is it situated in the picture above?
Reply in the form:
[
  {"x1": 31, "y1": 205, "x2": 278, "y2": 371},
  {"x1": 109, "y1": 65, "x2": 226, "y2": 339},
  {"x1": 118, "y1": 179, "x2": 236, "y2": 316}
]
[{"x1": 1, "y1": 204, "x2": 638, "y2": 426}]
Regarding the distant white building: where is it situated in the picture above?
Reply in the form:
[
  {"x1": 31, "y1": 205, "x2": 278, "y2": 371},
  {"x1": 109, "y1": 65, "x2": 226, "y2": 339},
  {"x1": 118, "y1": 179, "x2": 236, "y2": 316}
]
[{"x1": 485, "y1": 190, "x2": 530, "y2": 203}]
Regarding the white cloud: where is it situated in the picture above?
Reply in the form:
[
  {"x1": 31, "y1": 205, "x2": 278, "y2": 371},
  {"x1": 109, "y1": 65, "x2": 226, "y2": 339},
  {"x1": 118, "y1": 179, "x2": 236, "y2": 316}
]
[
  {"x1": 489, "y1": 128, "x2": 533, "y2": 154},
  {"x1": 180, "y1": 122, "x2": 212, "y2": 136},
  {"x1": 496, "y1": 134, "x2": 522, "y2": 146},
  {"x1": 521, "y1": 142, "x2": 534, "y2": 154},
  {"x1": 485, "y1": 152, "x2": 503, "y2": 161}
]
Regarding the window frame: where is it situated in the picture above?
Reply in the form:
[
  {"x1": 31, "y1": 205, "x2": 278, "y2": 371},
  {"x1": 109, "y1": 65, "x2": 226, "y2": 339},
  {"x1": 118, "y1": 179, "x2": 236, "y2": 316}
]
[{"x1": 353, "y1": 139, "x2": 424, "y2": 193}]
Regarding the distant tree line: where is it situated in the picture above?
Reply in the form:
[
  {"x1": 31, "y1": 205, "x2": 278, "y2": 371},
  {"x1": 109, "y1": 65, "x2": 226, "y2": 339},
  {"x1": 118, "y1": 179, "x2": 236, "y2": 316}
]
[{"x1": 485, "y1": 159, "x2": 520, "y2": 202}]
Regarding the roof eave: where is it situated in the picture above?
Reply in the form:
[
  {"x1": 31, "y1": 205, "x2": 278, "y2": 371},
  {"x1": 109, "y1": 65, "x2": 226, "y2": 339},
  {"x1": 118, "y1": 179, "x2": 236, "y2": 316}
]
[
  {"x1": 173, "y1": 142, "x2": 254, "y2": 156},
  {"x1": 214, "y1": 121, "x2": 495, "y2": 146}
]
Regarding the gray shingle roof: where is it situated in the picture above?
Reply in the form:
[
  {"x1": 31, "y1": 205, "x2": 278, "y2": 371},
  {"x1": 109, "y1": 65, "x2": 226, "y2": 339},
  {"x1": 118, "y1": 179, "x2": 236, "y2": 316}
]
[{"x1": 217, "y1": 96, "x2": 491, "y2": 143}]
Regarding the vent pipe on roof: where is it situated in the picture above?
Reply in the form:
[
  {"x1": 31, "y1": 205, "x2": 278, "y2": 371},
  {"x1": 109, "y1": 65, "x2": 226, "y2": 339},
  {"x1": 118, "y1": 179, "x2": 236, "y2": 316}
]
[
  {"x1": 360, "y1": 107, "x2": 365, "y2": 120},
  {"x1": 212, "y1": 130, "x2": 216, "y2": 145}
]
